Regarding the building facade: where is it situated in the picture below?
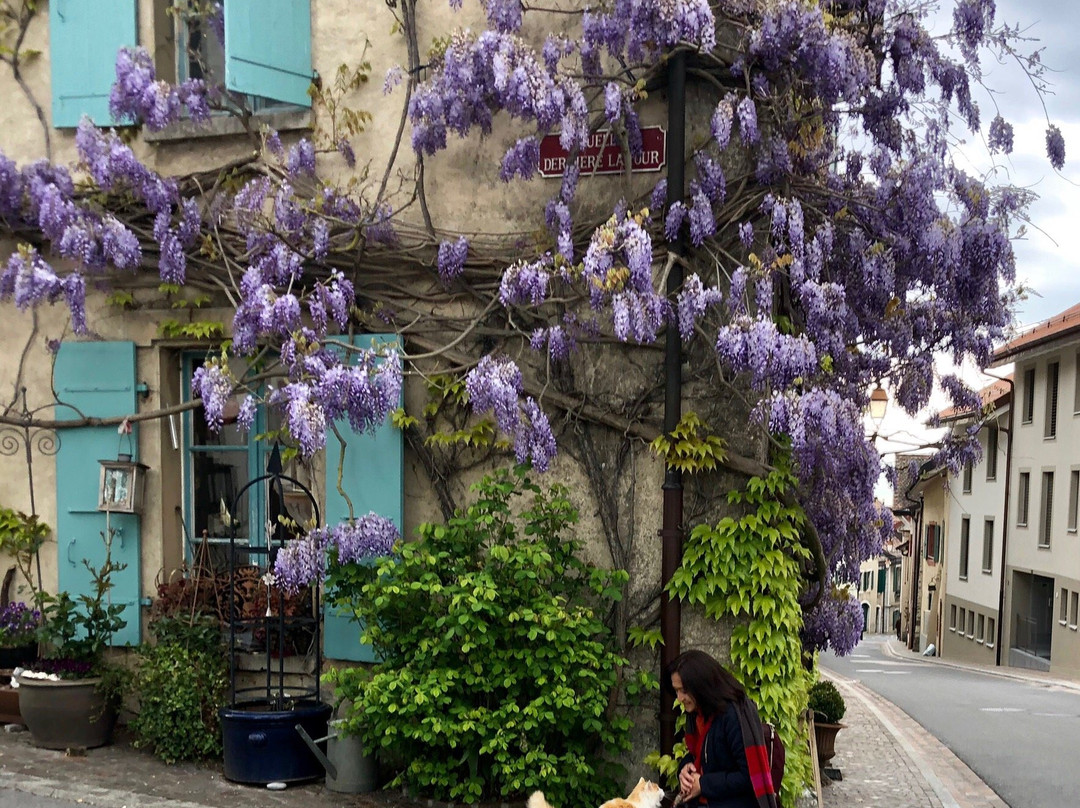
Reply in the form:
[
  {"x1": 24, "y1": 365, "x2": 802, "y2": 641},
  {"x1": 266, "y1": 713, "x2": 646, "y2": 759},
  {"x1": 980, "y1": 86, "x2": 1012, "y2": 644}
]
[{"x1": 991, "y1": 304, "x2": 1080, "y2": 677}]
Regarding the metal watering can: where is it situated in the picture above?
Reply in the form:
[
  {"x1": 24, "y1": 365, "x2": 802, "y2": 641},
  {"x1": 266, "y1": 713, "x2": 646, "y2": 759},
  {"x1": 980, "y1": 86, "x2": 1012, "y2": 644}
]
[{"x1": 295, "y1": 719, "x2": 376, "y2": 793}]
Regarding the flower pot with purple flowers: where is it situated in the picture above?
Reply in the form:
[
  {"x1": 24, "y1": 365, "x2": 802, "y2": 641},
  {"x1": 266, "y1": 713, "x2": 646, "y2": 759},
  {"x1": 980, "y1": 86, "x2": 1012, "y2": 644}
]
[
  {"x1": 18, "y1": 530, "x2": 128, "y2": 749},
  {"x1": 0, "y1": 602, "x2": 41, "y2": 670}
]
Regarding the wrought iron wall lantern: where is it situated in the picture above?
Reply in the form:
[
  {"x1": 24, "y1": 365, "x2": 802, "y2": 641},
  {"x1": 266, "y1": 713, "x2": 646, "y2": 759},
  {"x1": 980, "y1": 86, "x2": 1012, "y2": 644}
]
[{"x1": 98, "y1": 455, "x2": 149, "y2": 514}]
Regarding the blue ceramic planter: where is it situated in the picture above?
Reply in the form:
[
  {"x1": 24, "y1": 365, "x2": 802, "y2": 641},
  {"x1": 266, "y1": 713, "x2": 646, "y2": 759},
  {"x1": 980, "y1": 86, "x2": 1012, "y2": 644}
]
[{"x1": 220, "y1": 699, "x2": 332, "y2": 785}]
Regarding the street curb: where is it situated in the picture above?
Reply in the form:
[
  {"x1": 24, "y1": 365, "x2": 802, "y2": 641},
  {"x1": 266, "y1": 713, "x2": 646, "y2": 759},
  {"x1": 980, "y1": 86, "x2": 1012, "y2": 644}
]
[
  {"x1": 0, "y1": 768, "x2": 213, "y2": 808},
  {"x1": 878, "y1": 636, "x2": 1080, "y2": 692}
]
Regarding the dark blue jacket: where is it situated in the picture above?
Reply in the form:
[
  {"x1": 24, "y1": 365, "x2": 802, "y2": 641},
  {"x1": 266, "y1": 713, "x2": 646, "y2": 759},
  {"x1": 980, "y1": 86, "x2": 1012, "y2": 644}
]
[{"x1": 677, "y1": 701, "x2": 756, "y2": 808}]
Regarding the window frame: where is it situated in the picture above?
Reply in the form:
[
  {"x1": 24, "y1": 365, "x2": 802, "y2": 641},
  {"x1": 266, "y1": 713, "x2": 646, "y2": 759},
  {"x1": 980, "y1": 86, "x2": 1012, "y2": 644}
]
[
  {"x1": 1040, "y1": 471, "x2": 1054, "y2": 548},
  {"x1": 1045, "y1": 361, "x2": 1060, "y2": 439},
  {"x1": 962, "y1": 460, "x2": 973, "y2": 494},
  {"x1": 985, "y1": 424, "x2": 998, "y2": 481},
  {"x1": 1069, "y1": 468, "x2": 1079, "y2": 533},
  {"x1": 1070, "y1": 591, "x2": 1079, "y2": 630},
  {"x1": 180, "y1": 353, "x2": 274, "y2": 564},
  {"x1": 981, "y1": 518, "x2": 994, "y2": 574},
  {"x1": 1018, "y1": 471, "x2": 1030, "y2": 527},
  {"x1": 1022, "y1": 366, "x2": 1036, "y2": 424},
  {"x1": 977, "y1": 613, "x2": 985, "y2": 644},
  {"x1": 987, "y1": 617, "x2": 996, "y2": 648},
  {"x1": 949, "y1": 603, "x2": 957, "y2": 631},
  {"x1": 1060, "y1": 587, "x2": 1069, "y2": 625},
  {"x1": 959, "y1": 516, "x2": 970, "y2": 580},
  {"x1": 1074, "y1": 351, "x2": 1080, "y2": 416}
]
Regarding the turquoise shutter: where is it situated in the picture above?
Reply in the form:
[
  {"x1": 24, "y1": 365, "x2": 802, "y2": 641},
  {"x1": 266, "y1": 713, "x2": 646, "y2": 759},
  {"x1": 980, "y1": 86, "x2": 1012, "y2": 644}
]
[
  {"x1": 323, "y1": 334, "x2": 402, "y2": 662},
  {"x1": 224, "y1": 0, "x2": 312, "y2": 107},
  {"x1": 49, "y1": 0, "x2": 138, "y2": 128},
  {"x1": 54, "y1": 341, "x2": 142, "y2": 647}
]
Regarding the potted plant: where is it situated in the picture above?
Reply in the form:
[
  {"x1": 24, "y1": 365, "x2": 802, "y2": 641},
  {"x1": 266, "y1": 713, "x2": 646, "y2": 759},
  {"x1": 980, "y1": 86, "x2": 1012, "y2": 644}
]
[
  {"x1": 16, "y1": 531, "x2": 128, "y2": 749},
  {"x1": 0, "y1": 601, "x2": 41, "y2": 669},
  {"x1": 808, "y1": 679, "x2": 846, "y2": 766}
]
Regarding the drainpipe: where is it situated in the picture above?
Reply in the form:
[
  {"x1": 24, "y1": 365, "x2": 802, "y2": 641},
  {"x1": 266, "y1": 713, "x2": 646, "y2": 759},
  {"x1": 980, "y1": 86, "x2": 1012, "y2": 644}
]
[
  {"x1": 982, "y1": 372, "x2": 1014, "y2": 666},
  {"x1": 908, "y1": 496, "x2": 924, "y2": 651},
  {"x1": 659, "y1": 48, "x2": 687, "y2": 758}
]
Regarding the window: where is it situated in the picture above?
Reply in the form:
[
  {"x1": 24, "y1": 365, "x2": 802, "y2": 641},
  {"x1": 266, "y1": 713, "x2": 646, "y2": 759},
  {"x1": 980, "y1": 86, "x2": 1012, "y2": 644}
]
[
  {"x1": 1075, "y1": 352, "x2": 1080, "y2": 415},
  {"x1": 959, "y1": 517, "x2": 970, "y2": 579},
  {"x1": 1045, "y1": 361, "x2": 1060, "y2": 438},
  {"x1": 977, "y1": 613, "x2": 985, "y2": 643},
  {"x1": 1069, "y1": 469, "x2": 1079, "y2": 532},
  {"x1": 958, "y1": 607, "x2": 966, "y2": 634},
  {"x1": 182, "y1": 355, "x2": 281, "y2": 570},
  {"x1": 986, "y1": 424, "x2": 998, "y2": 480},
  {"x1": 967, "y1": 609, "x2": 975, "y2": 637},
  {"x1": 925, "y1": 523, "x2": 942, "y2": 562},
  {"x1": 893, "y1": 565, "x2": 901, "y2": 597},
  {"x1": 962, "y1": 461, "x2": 973, "y2": 493},
  {"x1": 1060, "y1": 588, "x2": 1069, "y2": 624},
  {"x1": 175, "y1": 1, "x2": 313, "y2": 108},
  {"x1": 981, "y1": 519, "x2": 994, "y2": 574},
  {"x1": 1040, "y1": 472, "x2": 1054, "y2": 548},
  {"x1": 49, "y1": 0, "x2": 138, "y2": 127},
  {"x1": 1071, "y1": 592, "x2": 1079, "y2": 629},
  {"x1": 1022, "y1": 366, "x2": 1036, "y2": 423},
  {"x1": 950, "y1": 603, "x2": 957, "y2": 631},
  {"x1": 987, "y1": 617, "x2": 995, "y2": 647},
  {"x1": 1018, "y1": 472, "x2": 1030, "y2": 526}
]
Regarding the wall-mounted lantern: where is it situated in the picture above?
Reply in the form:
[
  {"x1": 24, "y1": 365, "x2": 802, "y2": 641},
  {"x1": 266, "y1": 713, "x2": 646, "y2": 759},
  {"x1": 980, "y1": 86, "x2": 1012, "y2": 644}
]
[{"x1": 98, "y1": 454, "x2": 149, "y2": 514}]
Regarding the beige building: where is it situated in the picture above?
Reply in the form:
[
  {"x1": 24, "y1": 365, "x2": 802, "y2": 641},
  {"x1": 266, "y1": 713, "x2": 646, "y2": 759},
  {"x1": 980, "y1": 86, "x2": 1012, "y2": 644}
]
[
  {"x1": 938, "y1": 378, "x2": 1011, "y2": 666},
  {"x1": 991, "y1": 303, "x2": 1080, "y2": 678}
]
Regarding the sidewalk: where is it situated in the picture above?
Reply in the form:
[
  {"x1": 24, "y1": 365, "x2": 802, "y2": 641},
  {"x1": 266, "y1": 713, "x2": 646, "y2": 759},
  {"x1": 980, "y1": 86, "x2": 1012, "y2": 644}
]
[
  {"x1": 0, "y1": 637, "x2": 1073, "y2": 808},
  {"x1": 821, "y1": 633, "x2": 1079, "y2": 808}
]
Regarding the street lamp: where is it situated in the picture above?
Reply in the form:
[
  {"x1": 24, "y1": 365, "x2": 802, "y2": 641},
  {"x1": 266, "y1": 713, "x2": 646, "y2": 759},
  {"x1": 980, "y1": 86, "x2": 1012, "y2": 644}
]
[{"x1": 869, "y1": 385, "x2": 888, "y2": 428}]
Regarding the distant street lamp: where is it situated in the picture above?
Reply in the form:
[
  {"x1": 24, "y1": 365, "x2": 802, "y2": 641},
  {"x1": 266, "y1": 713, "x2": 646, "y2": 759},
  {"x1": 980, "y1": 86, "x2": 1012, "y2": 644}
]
[{"x1": 869, "y1": 385, "x2": 889, "y2": 429}]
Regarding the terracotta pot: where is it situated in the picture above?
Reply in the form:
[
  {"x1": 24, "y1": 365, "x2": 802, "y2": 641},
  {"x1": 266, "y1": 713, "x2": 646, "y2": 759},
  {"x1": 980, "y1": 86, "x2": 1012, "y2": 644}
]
[
  {"x1": 813, "y1": 720, "x2": 844, "y2": 765},
  {"x1": 16, "y1": 675, "x2": 116, "y2": 749}
]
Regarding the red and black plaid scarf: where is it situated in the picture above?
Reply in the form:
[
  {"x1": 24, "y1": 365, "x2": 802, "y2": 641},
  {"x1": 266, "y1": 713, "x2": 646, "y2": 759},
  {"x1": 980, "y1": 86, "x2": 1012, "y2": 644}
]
[{"x1": 734, "y1": 697, "x2": 779, "y2": 808}]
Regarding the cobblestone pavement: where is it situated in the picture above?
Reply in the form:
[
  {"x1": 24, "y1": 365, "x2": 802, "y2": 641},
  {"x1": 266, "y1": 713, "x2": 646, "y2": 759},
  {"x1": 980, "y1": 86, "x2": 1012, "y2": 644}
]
[
  {"x1": 3, "y1": 638, "x2": 1076, "y2": 808},
  {"x1": 821, "y1": 674, "x2": 1007, "y2": 808}
]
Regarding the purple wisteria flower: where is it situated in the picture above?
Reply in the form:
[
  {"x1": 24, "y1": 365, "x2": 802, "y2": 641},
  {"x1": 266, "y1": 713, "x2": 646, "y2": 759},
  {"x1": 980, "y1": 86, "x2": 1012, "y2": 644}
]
[
  {"x1": 987, "y1": 115, "x2": 1014, "y2": 155},
  {"x1": 1046, "y1": 125, "x2": 1066, "y2": 170},
  {"x1": 109, "y1": 47, "x2": 209, "y2": 130},
  {"x1": 466, "y1": 355, "x2": 523, "y2": 436},
  {"x1": 437, "y1": 236, "x2": 469, "y2": 282},
  {"x1": 237, "y1": 395, "x2": 257, "y2": 434},
  {"x1": 274, "y1": 515, "x2": 400, "y2": 593},
  {"x1": 191, "y1": 362, "x2": 234, "y2": 433},
  {"x1": 383, "y1": 65, "x2": 404, "y2": 95},
  {"x1": 500, "y1": 137, "x2": 540, "y2": 181},
  {"x1": 287, "y1": 139, "x2": 317, "y2": 178},
  {"x1": 500, "y1": 255, "x2": 552, "y2": 306},
  {"x1": 514, "y1": 397, "x2": 556, "y2": 471},
  {"x1": 676, "y1": 274, "x2": 723, "y2": 342},
  {"x1": 737, "y1": 97, "x2": 759, "y2": 145},
  {"x1": 710, "y1": 97, "x2": 734, "y2": 150}
]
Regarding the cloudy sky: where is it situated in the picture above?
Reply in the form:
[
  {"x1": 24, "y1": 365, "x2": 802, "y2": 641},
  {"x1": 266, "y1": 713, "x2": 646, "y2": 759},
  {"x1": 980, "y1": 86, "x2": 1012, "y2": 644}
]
[
  {"x1": 949, "y1": 0, "x2": 1080, "y2": 329},
  {"x1": 870, "y1": 0, "x2": 1080, "y2": 488}
]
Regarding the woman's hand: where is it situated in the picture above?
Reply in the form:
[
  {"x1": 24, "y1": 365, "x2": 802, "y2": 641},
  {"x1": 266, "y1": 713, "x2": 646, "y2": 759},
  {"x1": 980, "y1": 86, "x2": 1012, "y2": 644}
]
[{"x1": 678, "y1": 764, "x2": 701, "y2": 803}]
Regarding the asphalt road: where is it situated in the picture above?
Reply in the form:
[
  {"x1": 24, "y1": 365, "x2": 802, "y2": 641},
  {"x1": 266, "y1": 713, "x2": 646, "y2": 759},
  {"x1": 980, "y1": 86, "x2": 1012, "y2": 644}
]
[{"x1": 821, "y1": 635, "x2": 1080, "y2": 808}]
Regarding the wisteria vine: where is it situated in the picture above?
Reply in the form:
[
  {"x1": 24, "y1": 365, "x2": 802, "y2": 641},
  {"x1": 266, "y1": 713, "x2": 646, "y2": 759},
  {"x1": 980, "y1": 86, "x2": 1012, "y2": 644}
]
[{"x1": 0, "y1": 0, "x2": 1065, "y2": 654}]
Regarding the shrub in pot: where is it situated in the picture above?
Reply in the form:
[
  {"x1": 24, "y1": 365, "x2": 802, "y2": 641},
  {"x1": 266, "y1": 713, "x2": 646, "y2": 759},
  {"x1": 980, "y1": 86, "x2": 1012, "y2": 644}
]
[
  {"x1": 130, "y1": 615, "x2": 228, "y2": 763},
  {"x1": 808, "y1": 679, "x2": 846, "y2": 767},
  {"x1": 319, "y1": 466, "x2": 651, "y2": 807},
  {"x1": 808, "y1": 680, "x2": 846, "y2": 725},
  {"x1": 17, "y1": 534, "x2": 129, "y2": 749}
]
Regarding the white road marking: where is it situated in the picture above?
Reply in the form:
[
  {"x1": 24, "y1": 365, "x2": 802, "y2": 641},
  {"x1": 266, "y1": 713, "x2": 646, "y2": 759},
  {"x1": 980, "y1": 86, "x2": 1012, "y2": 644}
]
[{"x1": 979, "y1": 707, "x2": 1023, "y2": 712}]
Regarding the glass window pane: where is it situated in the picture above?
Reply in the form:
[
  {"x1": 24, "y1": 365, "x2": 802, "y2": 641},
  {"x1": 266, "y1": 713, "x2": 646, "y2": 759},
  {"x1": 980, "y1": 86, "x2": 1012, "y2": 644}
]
[{"x1": 192, "y1": 450, "x2": 252, "y2": 541}]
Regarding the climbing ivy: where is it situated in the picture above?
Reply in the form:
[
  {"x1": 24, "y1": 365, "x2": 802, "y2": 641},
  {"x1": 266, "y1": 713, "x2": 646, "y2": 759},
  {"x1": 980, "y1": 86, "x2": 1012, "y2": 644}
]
[{"x1": 667, "y1": 460, "x2": 814, "y2": 806}]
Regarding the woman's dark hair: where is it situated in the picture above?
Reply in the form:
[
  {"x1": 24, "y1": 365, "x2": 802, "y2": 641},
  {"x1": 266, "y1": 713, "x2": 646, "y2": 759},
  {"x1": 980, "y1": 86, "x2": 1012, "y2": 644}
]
[{"x1": 667, "y1": 649, "x2": 745, "y2": 719}]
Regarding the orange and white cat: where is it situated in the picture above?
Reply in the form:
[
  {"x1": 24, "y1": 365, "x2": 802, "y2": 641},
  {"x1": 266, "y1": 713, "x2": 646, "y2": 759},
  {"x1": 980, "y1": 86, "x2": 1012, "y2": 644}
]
[{"x1": 527, "y1": 778, "x2": 665, "y2": 808}]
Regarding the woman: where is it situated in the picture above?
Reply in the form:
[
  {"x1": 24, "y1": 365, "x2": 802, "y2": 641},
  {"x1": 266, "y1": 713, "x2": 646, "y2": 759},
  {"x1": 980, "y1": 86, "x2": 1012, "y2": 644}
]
[{"x1": 669, "y1": 650, "x2": 777, "y2": 808}]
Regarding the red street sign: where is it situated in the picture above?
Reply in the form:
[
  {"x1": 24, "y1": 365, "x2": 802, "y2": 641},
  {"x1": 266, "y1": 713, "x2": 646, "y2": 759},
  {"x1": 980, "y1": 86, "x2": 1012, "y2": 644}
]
[{"x1": 537, "y1": 127, "x2": 666, "y2": 178}]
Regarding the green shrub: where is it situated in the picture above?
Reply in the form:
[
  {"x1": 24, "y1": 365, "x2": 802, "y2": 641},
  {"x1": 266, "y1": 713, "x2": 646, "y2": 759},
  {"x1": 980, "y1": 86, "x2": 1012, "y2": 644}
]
[
  {"x1": 130, "y1": 616, "x2": 228, "y2": 763},
  {"x1": 808, "y1": 680, "x2": 845, "y2": 724},
  {"x1": 326, "y1": 466, "x2": 652, "y2": 805}
]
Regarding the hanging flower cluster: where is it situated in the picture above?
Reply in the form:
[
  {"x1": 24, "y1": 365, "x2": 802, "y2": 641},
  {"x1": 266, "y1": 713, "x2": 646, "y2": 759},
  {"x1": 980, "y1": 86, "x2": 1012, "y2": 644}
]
[{"x1": 273, "y1": 514, "x2": 400, "y2": 593}]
